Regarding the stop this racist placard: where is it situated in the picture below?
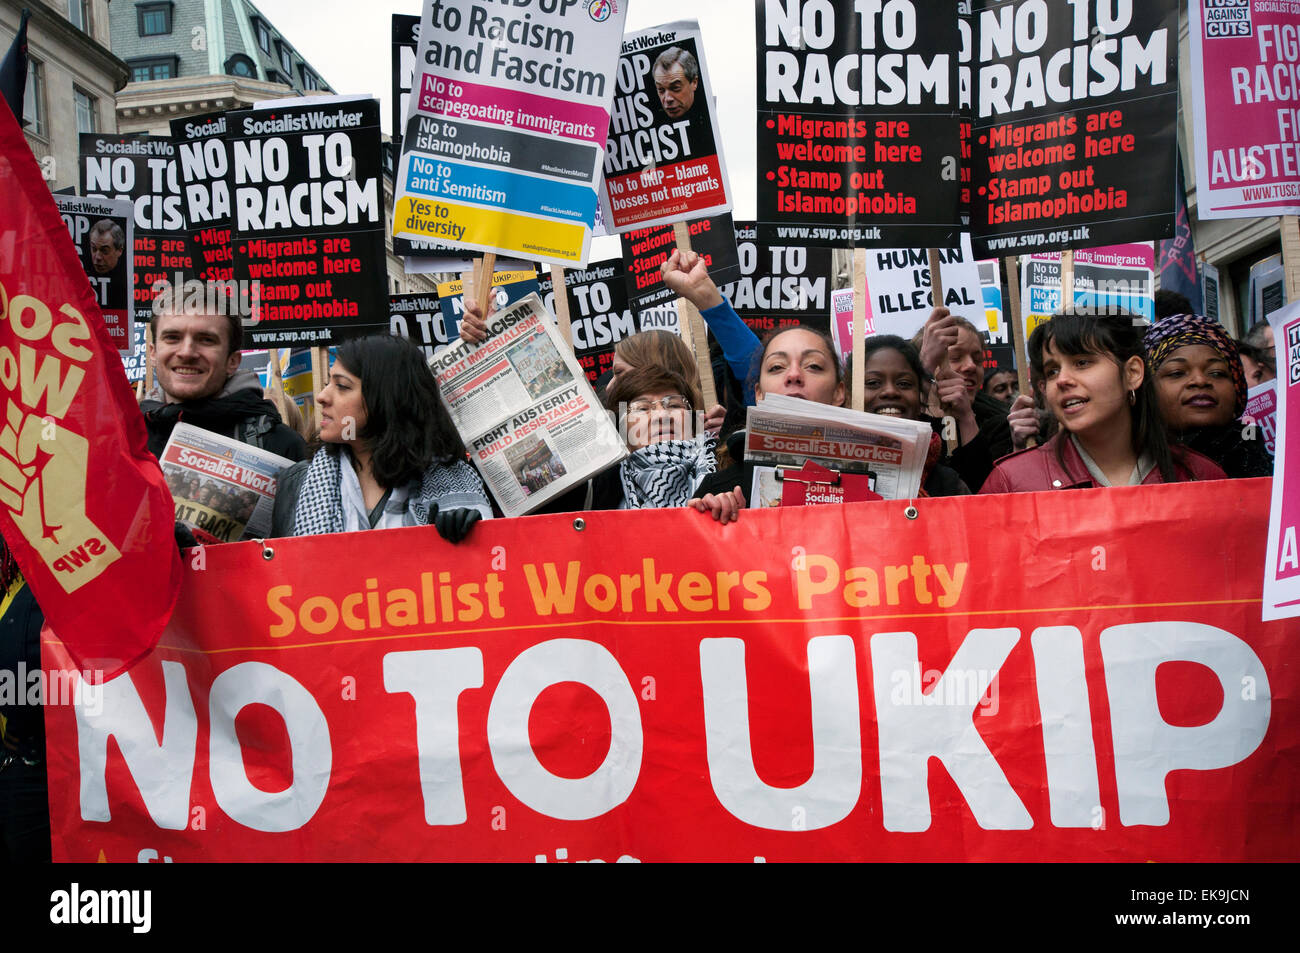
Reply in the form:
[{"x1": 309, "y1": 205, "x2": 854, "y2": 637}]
[
  {"x1": 55, "y1": 195, "x2": 134, "y2": 354},
  {"x1": 40, "y1": 481, "x2": 1298, "y2": 860},
  {"x1": 621, "y1": 212, "x2": 742, "y2": 311},
  {"x1": 599, "y1": 21, "x2": 733, "y2": 233},
  {"x1": 720, "y1": 221, "x2": 834, "y2": 336},
  {"x1": 538, "y1": 259, "x2": 638, "y2": 385},
  {"x1": 970, "y1": 0, "x2": 1179, "y2": 257},
  {"x1": 171, "y1": 111, "x2": 234, "y2": 285},
  {"x1": 755, "y1": 0, "x2": 962, "y2": 247},
  {"x1": 79, "y1": 134, "x2": 193, "y2": 341},
  {"x1": 1188, "y1": 0, "x2": 1300, "y2": 219},
  {"x1": 228, "y1": 98, "x2": 389, "y2": 348}
]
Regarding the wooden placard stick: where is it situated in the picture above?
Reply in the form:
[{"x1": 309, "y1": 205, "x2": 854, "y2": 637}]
[
  {"x1": 1059, "y1": 249, "x2": 1075, "y2": 312},
  {"x1": 144, "y1": 324, "x2": 155, "y2": 395},
  {"x1": 671, "y1": 221, "x2": 718, "y2": 409},
  {"x1": 851, "y1": 247, "x2": 867, "y2": 412},
  {"x1": 1282, "y1": 215, "x2": 1300, "y2": 302},
  {"x1": 309, "y1": 345, "x2": 328, "y2": 430},
  {"x1": 928, "y1": 248, "x2": 957, "y2": 453},
  {"x1": 267, "y1": 347, "x2": 284, "y2": 393},
  {"x1": 1004, "y1": 255, "x2": 1036, "y2": 449},
  {"x1": 476, "y1": 252, "x2": 497, "y2": 314},
  {"x1": 548, "y1": 265, "x2": 573, "y2": 345}
]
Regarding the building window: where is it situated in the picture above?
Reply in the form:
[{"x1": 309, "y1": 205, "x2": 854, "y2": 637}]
[
  {"x1": 226, "y1": 54, "x2": 257, "y2": 78},
  {"x1": 68, "y1": 0, "x2": 92, "y2": 32},
  {"x1": 301, "y1": 67, "x2": 320, "y2": 91},
  {"x1": 266, "y1": 69, "x2": 288, "y2": 87},
  {"x1": 253, "y1": 17, "x2": 271, "y2": 52},
  {"x1": 137, "y1": 2, "x2": 174, "y2": 37},
  {"x1": 129, "y1": 56, "x2": 178, "y2": 82},
  {"x1": 277, "y1": 41, "x2": 293, "y2": 75},
  {"x1": 23, "y1": 58, "x2": 46, "y2": 138},
  {"x1": 74, "y1": 87, "x2": 98, "y2": 134}
]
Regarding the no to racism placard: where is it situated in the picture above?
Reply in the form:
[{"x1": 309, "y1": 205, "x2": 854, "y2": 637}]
[
  {"x1": 621, "y1": 211, "x2": 741, "y2": 312},
  {"x1": 41, "y1": 481, "x2": 1299, "y2": 860},
  {"x1": 970, "y1": 0, "x2": 1179, "y2": 256},
  {"x1": 55, "y1": 195, "x2": 134, "y2": 354},
  {"x1": 80, "y1": 133, "x2": 192, "y2": 344},
  {"x1": 228, "y1": 98, "x2": 389, "y2": 348},
  {"x1": 599, "y1": 21, "x2": 733, "y2": 233},
  {"x1": 171, "y1": 111, "x2": 234, "y2": 285},
  {"x1": 390, "y1": 292, "x2": 450, "y2": 362},
  {"x1": 755, "y1": 0, "x2": 962, "y2": 247},
  {"x1": 722, "y1": 221, "x2": 834, "y2": 336},
  {"x1": 1189, "y1": 0, "x2": 1300, "y2": 219},
  {"x1": 393, "y1": 0, "x2": 627, "y2": 265}
]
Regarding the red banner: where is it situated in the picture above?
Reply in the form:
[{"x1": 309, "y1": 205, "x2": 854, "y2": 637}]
[
  {"x1": 43, "y1": 481, "x2": 1298, "y2": 861},
  {"x1": 0, "y1": 100, "x2": 180, "y2": 677}
]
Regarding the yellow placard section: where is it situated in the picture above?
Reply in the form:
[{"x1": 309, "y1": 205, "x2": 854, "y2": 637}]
[
  {"x1": 395, "y1": 197, "x2": 585, "y2": 265},
  {"x1": 436, "y1": 270, "x2": 540, "y2": 299},
  {"x1": 985, "y1": 307, "x2": 1000, "y2": 334}
]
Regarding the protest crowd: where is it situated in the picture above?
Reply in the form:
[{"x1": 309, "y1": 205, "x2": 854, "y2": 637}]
[{"x1": 0, "y1": 0, "x2": 1294, "y2": 865}]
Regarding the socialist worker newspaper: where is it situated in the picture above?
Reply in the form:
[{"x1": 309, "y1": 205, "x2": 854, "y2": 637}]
[
  {"x1": 430, "y1": 293, "x2": 626, "y2": 517},
  {"x1": 160, "y1": 423, "x2": 295, "y2": 544}
]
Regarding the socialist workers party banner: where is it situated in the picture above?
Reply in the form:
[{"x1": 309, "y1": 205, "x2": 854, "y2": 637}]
[
  {"x1": 600, "y1": 22, "x2": 733, "y2": 233},
  {"x1": 721, "y1": 221, "x2": 834, "y2": 336},
  {"x1": 538, "y1": 259, "x2": 637, "y2": 385},
  {"x1": 393, "y1": 0, "x2": 627, "y2": 266},
  {"x1": 229, "y1": 98, "x2": 389, "y2": 348},
  {"x1": 756, "y1": 0, "x2": 962, "y2": 247},
  {"x1": 1, "y1": 100, "x2": 180, "y2": 677},
  {"x1": 80, "y1": 133, "x2": 193, "y2": 348},
  {"x1": 970, "y1": 0, "x2": 1179, "y2": 257},
  {"x1": 40, "y1": 481, "x2": 1298, "y2": 861},
  {"x1": 55, "y1": 195, "x2": 134, "y2": 354},
  {"x1": 171, "y1": 111, "x2": 234, "y2": 285},
  {"x1": 1189, "y1": 1, "x2": 1300, "y2": 219},
  {"x1": 1263, "y1": 300, "x2": 1300, "y2": 621}
]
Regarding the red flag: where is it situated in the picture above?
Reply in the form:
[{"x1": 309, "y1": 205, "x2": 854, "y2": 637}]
[{"x1": 0, "y1": 98, "x2": 180, "y2": 678}]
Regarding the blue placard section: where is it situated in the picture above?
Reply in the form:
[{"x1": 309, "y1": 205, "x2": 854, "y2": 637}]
[{"x1": 402, "y1": 157, "x2": 597, "y2": 225}]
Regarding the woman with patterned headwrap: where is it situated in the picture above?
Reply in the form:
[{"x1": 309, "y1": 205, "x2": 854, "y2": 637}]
[{"x1": 1144, "y1": 315, "x2": 1274, "y2": 479}]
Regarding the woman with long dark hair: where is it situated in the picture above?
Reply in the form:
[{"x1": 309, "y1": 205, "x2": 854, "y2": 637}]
[
  {"x1": 981, "y1": 311, "x2": 1225, "y2": 493},
  {"x1": 271, "y1": 335, "x2": 491, "y2": 540}
]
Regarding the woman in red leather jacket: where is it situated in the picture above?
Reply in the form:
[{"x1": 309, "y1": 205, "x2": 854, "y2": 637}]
[{"x1": 981, "y1": 312, "x2": 1225, "y2": 493}]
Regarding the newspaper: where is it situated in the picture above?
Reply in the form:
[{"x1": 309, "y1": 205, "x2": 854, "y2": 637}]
[
  {"x1": 430, "y1": 293, "x2": 626, "y2": 517},
  {"x1": 744, "y1": 395, "x2": 931, "y2": 502},
  {"x1": 160, "y1": 423, "x2": 295, "y2": 544}
]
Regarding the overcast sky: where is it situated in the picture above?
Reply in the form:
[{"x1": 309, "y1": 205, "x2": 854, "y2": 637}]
[{"x1": 250, "y1": 0, "x2": 759, "y2": 259}]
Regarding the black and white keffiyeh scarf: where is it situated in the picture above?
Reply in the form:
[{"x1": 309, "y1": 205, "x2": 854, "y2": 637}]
[
  {"x1": 292, "y1": 446, "x2": 491, "y2": 536},
  {"x1": 619, "y1": 434, "x2": 717, "y2": 510}
]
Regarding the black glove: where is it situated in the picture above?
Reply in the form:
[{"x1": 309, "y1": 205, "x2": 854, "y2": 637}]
[
  {"x1": 174, "y1": 522, "x2": 198, "y2": 551},
  {"x1": 433, "y1": 506, "x2": 481, "y2": 544}
]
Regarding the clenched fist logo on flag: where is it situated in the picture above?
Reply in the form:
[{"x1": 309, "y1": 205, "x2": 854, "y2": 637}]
[{"x1": 0, "y1": 97, "x2": 180, "y2": 676}]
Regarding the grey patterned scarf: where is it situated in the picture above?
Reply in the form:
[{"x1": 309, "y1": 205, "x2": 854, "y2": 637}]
[{"x1": 292, "y1": 446, "x2": 491, "y2": 536}]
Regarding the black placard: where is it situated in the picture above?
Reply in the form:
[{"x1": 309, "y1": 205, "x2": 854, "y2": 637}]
[
  {"x1": 970, "y1": 0, "x2": 1178, "y2": 256},
  {"x1": 79, "y1": 133, "x2": 193, "y2": 336},
  {"x1": 620, "y1": 211, "x2": 741, "y2": 312},
  {"x1": 721, "y1": 221, "x2": 834, "y2": 336},
  {"x1": 171, "y1": 111, "x2": 233, "y2": 284},
  {"x1": 390, "y1": 292, "x2": 449, "y2": 361},
  {"x1": 228, "y1": 99, "x2": 389, "y2": 347}
]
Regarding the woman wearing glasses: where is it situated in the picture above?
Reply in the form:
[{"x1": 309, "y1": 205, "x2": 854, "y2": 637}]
[{"x1": 589, "y1": 363, "x2": 745, "y2": 522}]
